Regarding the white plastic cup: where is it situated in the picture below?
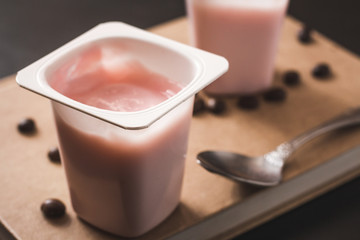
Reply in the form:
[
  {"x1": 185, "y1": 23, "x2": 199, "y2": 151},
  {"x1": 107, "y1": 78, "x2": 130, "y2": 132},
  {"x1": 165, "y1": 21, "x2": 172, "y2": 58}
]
[
  {"x1": 186, "y1": 0, "x2": 289, "y2": 95},
  {"x1": 16, "y1": 22, "x2": 228, "y2": 237},
  {"x1": 51, "y1": 97, "x2": 193, "y2": 236}
]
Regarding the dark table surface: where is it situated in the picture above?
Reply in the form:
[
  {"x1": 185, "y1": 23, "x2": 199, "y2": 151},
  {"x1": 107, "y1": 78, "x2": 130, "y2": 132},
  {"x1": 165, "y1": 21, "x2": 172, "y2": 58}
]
[{"x1": 1, "y1": 0, "x2": 360, "y2": 239}]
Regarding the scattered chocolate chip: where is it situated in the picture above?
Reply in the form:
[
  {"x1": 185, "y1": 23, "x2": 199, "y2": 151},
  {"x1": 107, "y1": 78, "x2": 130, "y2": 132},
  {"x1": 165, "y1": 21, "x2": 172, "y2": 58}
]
[
  {"x1": 41, "y1": 198, "x2": 66, "y2": 219},
  {"x1": 48, "y1": 147, "x2": 61, "y2": 164},
  {"x1": 17, "y1": 118, "x2": 36, "y2": 134},
  {"x1": 312, "y1": 63, "x2": 331, "y2": 79},
  {"x1": 206, "y1": 98, "x2": 226, "y2": 115},
  {"x1": 193, "y1": 97, "x2": 206, "y2": 115},
  {"x1": 298, "y1": 26, "x2": 313, "y2": 44},
  {"x1": 283, "y1": 70, "x2": 301, "y2": 86},
  {"x1": 263, "y1": 87, "x2": 287, "y2": 102},
  {"x1": 237, "y1": 95, "x2": 259, "y2": 110}
]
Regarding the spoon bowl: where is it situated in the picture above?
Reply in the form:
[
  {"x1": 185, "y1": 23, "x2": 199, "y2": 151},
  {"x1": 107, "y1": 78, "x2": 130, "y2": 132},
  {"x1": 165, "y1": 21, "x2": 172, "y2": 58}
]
[{"x1": 197, "y1": 151, "x2": 283, "y2": 186}]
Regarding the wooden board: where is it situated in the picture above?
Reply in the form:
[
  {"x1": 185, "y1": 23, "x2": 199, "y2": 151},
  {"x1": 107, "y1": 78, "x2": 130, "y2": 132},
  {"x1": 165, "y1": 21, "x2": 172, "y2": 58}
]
[{"x1": 1, "y1": 16, "x2": 360, "y2": 240}]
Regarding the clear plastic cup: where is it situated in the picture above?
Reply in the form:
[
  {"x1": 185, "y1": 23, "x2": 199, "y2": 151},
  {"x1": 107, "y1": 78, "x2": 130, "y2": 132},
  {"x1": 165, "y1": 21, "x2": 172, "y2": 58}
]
[
  {"x1": 16, "y1": 22, "x2": 227, "y2": 237},
  {"x1": 186, "y1": 0, "x2": 289, "y2": 95}
]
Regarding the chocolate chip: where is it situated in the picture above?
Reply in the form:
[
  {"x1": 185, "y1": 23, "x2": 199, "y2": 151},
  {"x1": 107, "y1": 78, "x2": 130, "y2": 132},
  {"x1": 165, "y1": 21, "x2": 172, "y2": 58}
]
[
  {"x1": 312, "y1": 63, "x2": 331, "y2": 79},
  {"x1": 48, "y1": 147, "x2": 61, "y2": 164},
  {"x1": 298, "y1": 26, "x2": 313, "y2": 44},
  {"x1": 41, "y1": 198, "x2": 66, "y2": 219},
  {"x1": 283, "y1": 70, "x2": 301, "y2": 87},
  {"x1": 17, "y1": 118, "x2": 36, "y2": 134},
  {"x1": 193, "y1": 97, "x2": 206, "y2": 115},
  {"x1": 206, "y1": 98, "x2": 226, "y2": 115},
  {"x1": 237, "y1": 95, "x2": 259, "y2": 110},
  {"x1": 263, "y1": 87, "x2": 287, "y2": 102}
]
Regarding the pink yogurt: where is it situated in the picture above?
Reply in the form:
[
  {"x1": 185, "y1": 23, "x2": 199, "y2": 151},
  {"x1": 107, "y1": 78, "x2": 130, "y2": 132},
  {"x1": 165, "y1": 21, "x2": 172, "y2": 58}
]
[
  {"x1": 16, "y1": 22, "x2": 228, "y2": 237},
  {"x1": 50, "y1": 46, "x2": 182, "y2": 112},
  {"x1": 48, "y1": 44, "x2": 193, "y2": 237},
  {"x1": 186, "y1": 0, "x2": 289, "y2": 95}
]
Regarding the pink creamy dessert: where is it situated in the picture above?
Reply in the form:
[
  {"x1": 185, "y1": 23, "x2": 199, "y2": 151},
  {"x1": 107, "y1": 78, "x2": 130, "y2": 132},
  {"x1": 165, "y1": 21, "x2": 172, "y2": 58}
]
[
  {"x1": 48, "y1": 43, "x2": 193, "y2": 236},
  {"x1": 186, "y1": 0, "x2": 289, "y2": 94},
  {"x1": 50, "y1": 45, "x2": 182, "y2": 112},
  {"x1": 16, "y1": 22, "x2": 228, "y2": 237}
]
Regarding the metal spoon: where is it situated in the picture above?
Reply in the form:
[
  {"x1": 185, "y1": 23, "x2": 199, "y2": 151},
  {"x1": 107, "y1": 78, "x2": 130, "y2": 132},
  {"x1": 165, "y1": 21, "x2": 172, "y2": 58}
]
[{"x1": 197, "y1": 107, "x2": 360, "y2": 186}]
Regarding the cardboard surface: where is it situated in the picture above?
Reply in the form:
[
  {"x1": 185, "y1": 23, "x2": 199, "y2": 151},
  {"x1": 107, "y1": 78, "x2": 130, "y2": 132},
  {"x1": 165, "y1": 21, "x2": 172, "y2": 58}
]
[{"x1": 1, "y1": 17, "x2": 360, "y2": 239}]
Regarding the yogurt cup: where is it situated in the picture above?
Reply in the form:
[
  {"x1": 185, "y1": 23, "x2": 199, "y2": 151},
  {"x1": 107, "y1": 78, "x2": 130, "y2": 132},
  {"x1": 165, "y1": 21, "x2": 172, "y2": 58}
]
[
  {"x1": 16, "y1": 22, "x2": 228, "y2": 237},
  {"x1": 186, "y1": 0, "x2": 289, "y2": 95}
]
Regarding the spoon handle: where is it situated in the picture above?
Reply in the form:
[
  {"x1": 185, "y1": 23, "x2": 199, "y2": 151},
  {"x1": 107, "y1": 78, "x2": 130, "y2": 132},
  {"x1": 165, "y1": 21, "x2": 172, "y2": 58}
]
[{"x1": 281, "y1": 107, "x2": 360, "y2": 155}]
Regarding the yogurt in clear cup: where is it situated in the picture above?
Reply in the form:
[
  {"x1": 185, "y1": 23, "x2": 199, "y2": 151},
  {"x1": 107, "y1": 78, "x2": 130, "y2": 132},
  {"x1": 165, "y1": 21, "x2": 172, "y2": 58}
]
[
  {"x1": 186, "y1": 0, "x2": 289, "y2": 95},
  {"x1": 16, "y1": 22, "x2": 228, "y2": 237}
]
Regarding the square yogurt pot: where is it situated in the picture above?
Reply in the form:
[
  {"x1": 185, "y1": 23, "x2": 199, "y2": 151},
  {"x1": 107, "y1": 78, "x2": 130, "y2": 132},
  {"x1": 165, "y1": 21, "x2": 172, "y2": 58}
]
[
  {"x1": 16, "y1": 22, "x2": 228, "y2": 237},
  {"x1": 17, "y1": 22, "x2": 228, "y2": 129}
]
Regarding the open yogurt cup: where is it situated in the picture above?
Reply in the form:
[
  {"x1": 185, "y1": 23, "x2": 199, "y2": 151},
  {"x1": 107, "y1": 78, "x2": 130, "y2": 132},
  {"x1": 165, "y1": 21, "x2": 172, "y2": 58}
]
[
  {"x1": 17, "y1": 22, "x2": 228, "y2": 129},
  {"x1": 16, "y1": 22, "x2": 228, "y2": 237}
]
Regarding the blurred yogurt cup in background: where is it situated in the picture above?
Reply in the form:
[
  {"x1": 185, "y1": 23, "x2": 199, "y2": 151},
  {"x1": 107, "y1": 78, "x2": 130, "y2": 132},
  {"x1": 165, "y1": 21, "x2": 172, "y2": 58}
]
[
  {"x1": 186, "y1": 0, "x2": 289, "y2": 95},
  {"x1": 16, "y1": 22, "x2": 228, "y2": 237}
]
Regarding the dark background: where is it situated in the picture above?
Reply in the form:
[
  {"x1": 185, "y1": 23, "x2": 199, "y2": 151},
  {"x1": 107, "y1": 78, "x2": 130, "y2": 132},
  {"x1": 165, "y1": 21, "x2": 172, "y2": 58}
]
[{"x1": 1, "y1": 0, "x2": 360, "y2": 239}]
